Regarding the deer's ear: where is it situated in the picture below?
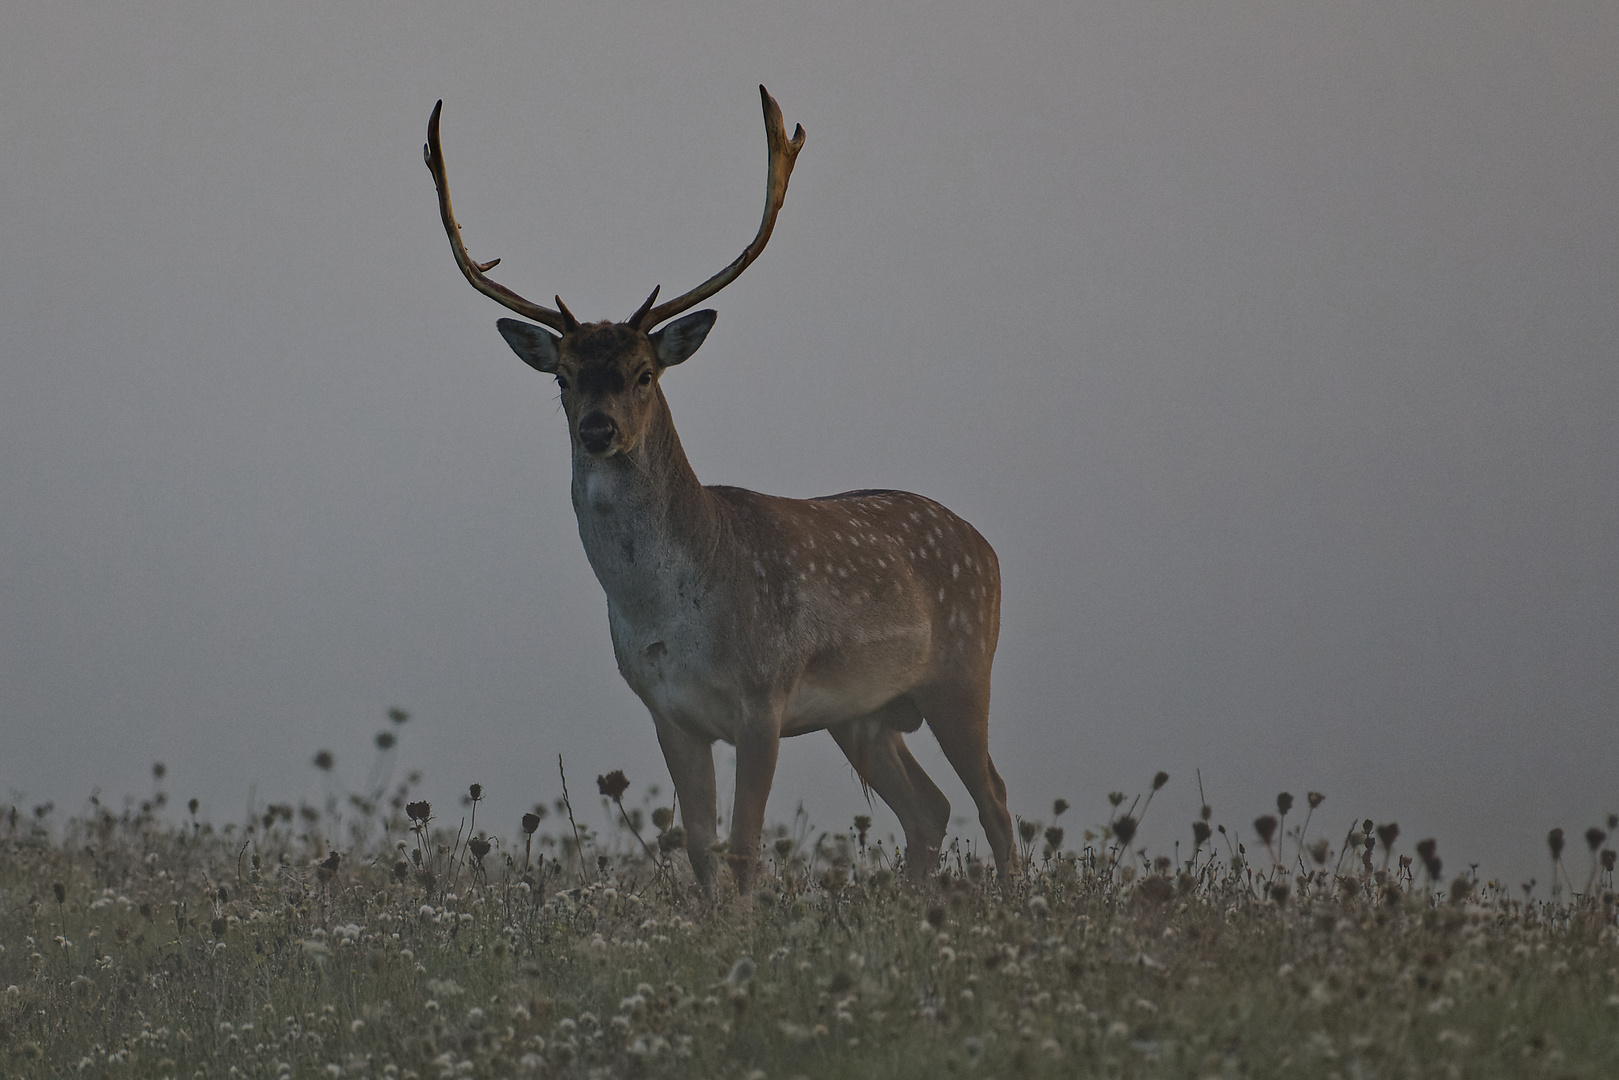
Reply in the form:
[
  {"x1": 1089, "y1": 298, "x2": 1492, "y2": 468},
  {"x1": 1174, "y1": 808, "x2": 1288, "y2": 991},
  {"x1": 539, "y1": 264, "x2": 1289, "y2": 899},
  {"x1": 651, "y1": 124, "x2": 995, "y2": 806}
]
[
  {"x1": 650, "y1": 310, "x2": 717, "y2": 367},
  {"x1": 497, "y1": 318, "x2": 561, "y2": 374}
]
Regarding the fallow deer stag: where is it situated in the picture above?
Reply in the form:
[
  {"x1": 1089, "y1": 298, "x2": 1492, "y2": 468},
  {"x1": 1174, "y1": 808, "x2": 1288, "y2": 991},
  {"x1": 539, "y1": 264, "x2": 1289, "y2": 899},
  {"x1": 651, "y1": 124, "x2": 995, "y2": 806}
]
[{"x1": 425, "y1": 87, "x2": 1014, "y2": 898}]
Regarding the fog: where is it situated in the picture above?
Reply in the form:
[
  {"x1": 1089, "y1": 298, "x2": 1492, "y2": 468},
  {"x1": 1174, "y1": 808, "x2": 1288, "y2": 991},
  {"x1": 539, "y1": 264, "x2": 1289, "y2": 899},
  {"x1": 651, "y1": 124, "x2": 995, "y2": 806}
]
[{"x1": 2, "y1": 1, "x2": 1615, "y2": 890}]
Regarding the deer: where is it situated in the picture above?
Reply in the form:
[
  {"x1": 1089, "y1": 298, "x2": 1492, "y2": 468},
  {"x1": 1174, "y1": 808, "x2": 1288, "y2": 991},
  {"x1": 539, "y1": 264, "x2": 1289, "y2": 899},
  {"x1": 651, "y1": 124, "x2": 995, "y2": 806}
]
[{"x1": 424, "y1": 87, "x2": 1014, "y2": 900}]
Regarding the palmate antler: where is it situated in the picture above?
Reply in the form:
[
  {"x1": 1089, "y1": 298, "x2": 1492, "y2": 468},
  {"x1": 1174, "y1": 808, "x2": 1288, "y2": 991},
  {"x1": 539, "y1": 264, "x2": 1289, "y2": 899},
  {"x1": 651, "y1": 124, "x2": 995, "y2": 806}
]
[{"x1": 424, "y1": 87, "x2": 805, "y2": 335}]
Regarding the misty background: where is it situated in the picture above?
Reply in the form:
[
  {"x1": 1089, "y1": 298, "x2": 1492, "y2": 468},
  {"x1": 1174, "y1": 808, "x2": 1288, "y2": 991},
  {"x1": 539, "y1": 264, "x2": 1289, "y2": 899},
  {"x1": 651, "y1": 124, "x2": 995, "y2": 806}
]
[{"x1": 2, "y1": 2, "x2": 1614, "y2": 891}]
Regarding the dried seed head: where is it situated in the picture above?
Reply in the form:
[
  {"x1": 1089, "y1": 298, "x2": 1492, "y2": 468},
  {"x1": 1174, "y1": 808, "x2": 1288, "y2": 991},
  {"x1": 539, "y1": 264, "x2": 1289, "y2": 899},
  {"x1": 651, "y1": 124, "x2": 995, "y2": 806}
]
[
  {"x1": 1585, "y1": 827, "x2": 1607, "y2": 852},
  {"x1": 406, "y1": 800, "x2": 432, "y2": 824},
  {"x1": 53, "y1": 882, "x2": 65, "y2": 905},
  {"x1": 651, "y1": 807, "x2": 674, "y2": 832},
  {"x1": 1308, "y1": 838, "x2": 1330, "y2": 865},
  {"x1": 1275, "y1": 793, "x2": 1293, "y2": 816},
  {"x1": 1363, "y1": 819, "x2": 1374, "y2": 834},
  {"x1": 1548, "y1": 828, "x2": 1565, "y2": 860},
  {"x1": 388, "y1": 707, "x2": 410, "y2": 725},
  {"x1": 1307, "y1": 792, "x2": 1325, "y2": 809},
  {"x1": 320, "y1": 851, "x2": 340, "y2": 873},
  {"x1": 1108, "y1": 791, "x2": 1126, "y2": 808},
  {"x1": 469, "y1": 837, "x2": 491, "y2": 862},
  {"x1": 153, "y1": 762, "x2": 166, "y2": 780},
  {"x1": 774, "y1": 837, "x2": 794, "y2": 859},
  {"x1": 1191, "y1": 821, "x2": 1211, "y2": 847},
  {"x1": 1052, "y1": 799, "x2": 1069, "y2": 818},
  {"x1": 312, "y1": 750, "x2": 335, "y2": 772},
  {"x1": 188, "y1": 798, "x2": 199, "y2": 816},
  {"x1": 596, "y1": 771, "x2": 630, "y2": 802},
  {"x1": 375, "y1": 732, "x2": 396, "y2": 751},
  {"x1": 468, "y1": 783, "x2": 483, "y2": 802},
  {"x1": 1376, "y1": 823, "x2": 1400, "y2": 851},
  {"x1": 1111, "y1": 816, "x2": 1138, "y2": 847},
  {"x1": 1602, "y1": 850, "x2": 1616, "y2": 872},
  {"x1": 521, "y1": 813, "x2": 541, "y2": 835},
  {"x1": 1044, "y1": 826, "x2": 1064, "y2": 851},
  {"x1": 1253, "y1": 816, "x2": 1278, "y2": 846},
  {"x1": 1152, "y1": 772, "x2": 1169, "y2": 791}
]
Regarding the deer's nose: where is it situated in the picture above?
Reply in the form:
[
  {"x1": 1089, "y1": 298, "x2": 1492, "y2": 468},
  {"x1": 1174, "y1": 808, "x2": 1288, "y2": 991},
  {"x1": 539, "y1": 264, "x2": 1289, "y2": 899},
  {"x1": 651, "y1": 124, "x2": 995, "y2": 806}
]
[{"x1": 578, "y1": 411, "x2": 617, "y2": 453}]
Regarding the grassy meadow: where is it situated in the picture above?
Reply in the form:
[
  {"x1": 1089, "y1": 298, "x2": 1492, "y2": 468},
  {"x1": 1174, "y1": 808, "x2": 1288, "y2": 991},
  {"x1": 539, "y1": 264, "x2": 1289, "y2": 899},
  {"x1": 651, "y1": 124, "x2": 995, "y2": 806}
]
[{"x1": 3, "y1": 755, "x2": 1618, "y2": 1080}]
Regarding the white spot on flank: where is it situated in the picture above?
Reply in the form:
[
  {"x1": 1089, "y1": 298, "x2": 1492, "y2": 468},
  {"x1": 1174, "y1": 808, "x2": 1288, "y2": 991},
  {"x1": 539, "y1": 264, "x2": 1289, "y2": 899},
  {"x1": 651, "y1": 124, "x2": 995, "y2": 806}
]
[
  {"x1": 951, "y1": 563, "x2": 960, "y2": 578},
  {"x1": 938, "y1": 588, "x2": 946, "y2": 601}
]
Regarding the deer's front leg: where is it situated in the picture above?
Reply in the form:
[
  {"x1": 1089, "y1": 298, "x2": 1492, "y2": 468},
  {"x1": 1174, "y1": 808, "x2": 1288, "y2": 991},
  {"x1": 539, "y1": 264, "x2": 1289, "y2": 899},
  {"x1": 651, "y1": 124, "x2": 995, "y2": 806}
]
[
  {"x1": 653, "y1": 716, "x2": 719, "y2": 901},
  {"x1": 726, "y1": 722, "x2": 782, "y2": 899}
]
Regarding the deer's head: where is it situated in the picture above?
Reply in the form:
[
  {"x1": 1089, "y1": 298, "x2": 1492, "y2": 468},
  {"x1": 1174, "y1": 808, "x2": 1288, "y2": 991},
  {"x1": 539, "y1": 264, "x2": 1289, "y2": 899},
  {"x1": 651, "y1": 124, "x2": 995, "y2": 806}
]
[
  {"x1": 424, "y1": 88, "x2": 804, "y2": 459},
  {"x1": 495, "y1": 311, "x2": 714, "y2": 457}
]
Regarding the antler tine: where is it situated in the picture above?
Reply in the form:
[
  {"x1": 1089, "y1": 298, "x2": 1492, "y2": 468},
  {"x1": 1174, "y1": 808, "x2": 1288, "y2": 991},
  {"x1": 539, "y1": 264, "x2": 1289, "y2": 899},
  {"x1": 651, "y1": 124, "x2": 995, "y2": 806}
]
[
  {"x1": 636, "y1": 86, "x2": 805, "y2": 331},
  {"x1": 424, "y1": 101, "x2": 568, "y2": 334}
]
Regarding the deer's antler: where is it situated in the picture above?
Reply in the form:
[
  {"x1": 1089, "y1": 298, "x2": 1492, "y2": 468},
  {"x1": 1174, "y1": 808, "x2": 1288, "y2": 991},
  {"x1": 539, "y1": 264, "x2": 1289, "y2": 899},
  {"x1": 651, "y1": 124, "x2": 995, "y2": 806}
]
[
  {"x1": 631, "y1": 86, "x2": 806, "y2": 331},
  {"x1": 424, "y1": 100, "x2": 570, "y2": 334}
]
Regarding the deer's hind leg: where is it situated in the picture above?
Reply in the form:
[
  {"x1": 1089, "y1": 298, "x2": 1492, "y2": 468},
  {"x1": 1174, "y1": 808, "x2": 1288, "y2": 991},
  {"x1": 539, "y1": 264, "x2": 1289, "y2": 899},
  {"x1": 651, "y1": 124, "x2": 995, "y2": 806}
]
[
  {"x1": 914, "y1": 683, "x2": 1015, "y2": 882},
  {"x1": 829, "y1": 698, "x2": 950, "y2": 879}
]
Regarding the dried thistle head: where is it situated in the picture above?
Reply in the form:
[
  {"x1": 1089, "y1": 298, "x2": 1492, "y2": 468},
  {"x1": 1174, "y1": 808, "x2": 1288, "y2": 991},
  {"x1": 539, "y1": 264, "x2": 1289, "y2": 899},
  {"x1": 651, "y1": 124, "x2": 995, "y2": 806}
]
[
  {"x1": 521, "y1": 813, "x2": 541, "y2": 835},
  {"x1": 312, "y1": 750, "x2": 335, "y2": 772},
  {"x1": 469, "y1": 837, "x2": 491, "y2": 862},
  {"x1": 1275, "y1": 793, "x2": 1293, "y2": 816},
  {"x1": 1308, "y1": 838, "x2": 1330, "y2": 865},
  {"x1": 1044, "y1": 826, "x2": 1064, "y2": 852},
  {"x1": 375, "y1": 732, "x2": 396, "y2": 751},
  {"x1": 1548, "y1": 828, "x2": 1565, "y2": 860},
  {"x1": 1307, "y1": 792, "x2": 1324, "y2": 809},
  {"x1": 1052, "y1": 799, "x2": 1070, "y2": 818},
  {"x1": 152, "y1": 762, "x2": 166, "y2": 781},
  {"x1": 1108, "y1": 791, "x2": 1125, "y2": 808},
  {"x1": 1585, "y1": 827, "x2": 1607, "y2": 852},
  {"x1": 1152, "y1": 772, "x2": 1169, "y2": 792},
  {"x1": 1253, "y1": 816, "x2": 1278, "y2": 846},
  {"x1": 468, "y1": 783, "x2": 483, "y2": 802},
  {"x1": 651, "y1": 807, "x2": 674, "y2": 832},
  {"x1": 1192, "y1": 820, "x2": 1211, "y2": 848},
  {"x1": 406, "y1": 800, "x2": 432, "y2": 824},
  {"x1": 1376, "y1": 823, "x2": 1400, "y2": 851},
  {"x1": 1018, "y1": 819, "x2": 1040, "y2": 846}
]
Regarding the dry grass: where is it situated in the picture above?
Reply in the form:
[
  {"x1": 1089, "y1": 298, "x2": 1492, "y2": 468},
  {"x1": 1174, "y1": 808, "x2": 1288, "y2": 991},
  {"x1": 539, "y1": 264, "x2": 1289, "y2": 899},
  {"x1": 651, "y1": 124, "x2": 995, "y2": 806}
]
[{"x1": 3, "y1": 767, "x2": 1618, "y2": 1080}]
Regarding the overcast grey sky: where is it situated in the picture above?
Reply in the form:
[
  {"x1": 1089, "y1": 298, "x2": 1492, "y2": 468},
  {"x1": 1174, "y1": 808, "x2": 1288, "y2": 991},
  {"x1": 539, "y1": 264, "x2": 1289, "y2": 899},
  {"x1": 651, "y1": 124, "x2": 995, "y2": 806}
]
[{"x1": 2, "y1": 1, "x2": 1615, "y2": 890}]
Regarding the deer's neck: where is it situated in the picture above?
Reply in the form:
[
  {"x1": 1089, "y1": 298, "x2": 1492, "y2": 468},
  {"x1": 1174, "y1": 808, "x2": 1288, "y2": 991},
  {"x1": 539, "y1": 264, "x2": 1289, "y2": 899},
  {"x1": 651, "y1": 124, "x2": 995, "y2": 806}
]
[{"x1": 569, "y1": 393, "x2": 722, "y2": 619}]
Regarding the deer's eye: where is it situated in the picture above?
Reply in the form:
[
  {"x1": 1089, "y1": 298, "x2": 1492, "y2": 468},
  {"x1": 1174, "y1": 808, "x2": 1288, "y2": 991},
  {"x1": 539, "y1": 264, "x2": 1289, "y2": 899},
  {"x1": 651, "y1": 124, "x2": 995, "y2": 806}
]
[
  {"x1": 556, "y1": 375, "x2": 569, "y2": 391},
  {"x1": 637, "y1": 370, "x2": 653, "y2": 388}
]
